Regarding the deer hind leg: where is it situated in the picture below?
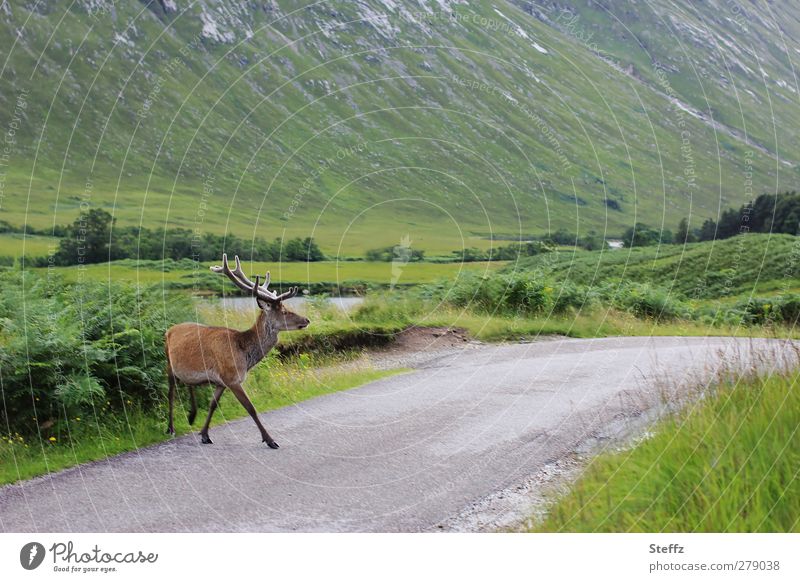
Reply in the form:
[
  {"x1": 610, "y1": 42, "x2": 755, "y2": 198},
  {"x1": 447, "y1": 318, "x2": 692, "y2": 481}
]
[
  {"x1": 199, "y1": 385, "x2": 225, "y2": 444},
  {"x1": 187, "y1": 387, "x2": 197, "y2": 425},
  {"x1": 166, "y1": 373, "x2": 177, "y2": 436},
  {"x1": 228, "y1": 384, "x2": 279, "y2": 449}
]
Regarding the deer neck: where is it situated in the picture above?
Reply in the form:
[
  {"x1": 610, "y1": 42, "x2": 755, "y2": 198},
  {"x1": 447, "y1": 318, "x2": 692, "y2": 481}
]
[{"x1": 242, "y1": 309, "x2": 279, "y2": 370}]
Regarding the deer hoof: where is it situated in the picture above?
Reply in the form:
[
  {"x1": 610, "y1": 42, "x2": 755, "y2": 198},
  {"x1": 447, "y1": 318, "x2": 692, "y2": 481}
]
[
  {"x1": 265, "y1": 440, "x2": 279, "y2": 449},
  {"x1": 200, "y1": 434, "x2": 213, "y2": 445}
]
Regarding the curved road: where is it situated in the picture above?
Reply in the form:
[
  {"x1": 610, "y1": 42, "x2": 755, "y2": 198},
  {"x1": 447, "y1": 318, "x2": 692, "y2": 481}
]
[{"x1": 0, "y1": 336, "x2": 794, "y2": 532}]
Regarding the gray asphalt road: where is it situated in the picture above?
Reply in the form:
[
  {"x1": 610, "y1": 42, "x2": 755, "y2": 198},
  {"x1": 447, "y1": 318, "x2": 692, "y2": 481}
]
[{"x1": 1, "y1": 336, "x2": 794, "y2": 532}]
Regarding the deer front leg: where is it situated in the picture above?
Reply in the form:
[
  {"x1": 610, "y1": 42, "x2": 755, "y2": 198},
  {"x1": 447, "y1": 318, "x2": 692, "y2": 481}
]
[
  {"x1": 199, "y1": 385, "x2": 225, "y2": 444},
  {"x1": 228, "y1": 384, "x2": 279, "y2": 449}
]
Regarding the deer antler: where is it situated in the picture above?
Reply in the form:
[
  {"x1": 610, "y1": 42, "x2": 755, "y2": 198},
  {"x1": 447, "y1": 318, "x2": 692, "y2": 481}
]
[{"x1": 211, "y1": 253, "x2": 300, "y2": 303}]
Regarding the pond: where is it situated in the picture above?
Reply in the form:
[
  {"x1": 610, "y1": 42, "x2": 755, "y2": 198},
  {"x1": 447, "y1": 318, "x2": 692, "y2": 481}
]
[{"x1": 217, "y1": 295, "x2": 365, "y2": 314}]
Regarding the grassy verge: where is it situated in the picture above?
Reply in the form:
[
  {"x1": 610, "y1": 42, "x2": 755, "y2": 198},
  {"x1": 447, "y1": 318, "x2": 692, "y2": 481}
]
[
  {"x1": 534, "y1": 370, "x2": 800, "y2": 532},
  {"x1": 0, "y1": 357, "x2": 406, "y2": 486},
  {"x1": 281, "y1": 293, "x2": 799, "y2": 348},
  {"x1": 409, "y1": 308, "x2": 780, "y2": 342}
]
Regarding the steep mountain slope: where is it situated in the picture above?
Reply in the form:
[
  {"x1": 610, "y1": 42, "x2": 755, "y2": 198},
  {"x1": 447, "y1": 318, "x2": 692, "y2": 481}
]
[{"x1": 0, "y1": 0, "x2": 797, "y2": 254}]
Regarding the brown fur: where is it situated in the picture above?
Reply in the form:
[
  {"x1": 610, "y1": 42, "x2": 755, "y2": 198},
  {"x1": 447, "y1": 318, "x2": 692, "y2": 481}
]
[{"x1": 165, "y1": 300, "x2": 309, "y2": 447}]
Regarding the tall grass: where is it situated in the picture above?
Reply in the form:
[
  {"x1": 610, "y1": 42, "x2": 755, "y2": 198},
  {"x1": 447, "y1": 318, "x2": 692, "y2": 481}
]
[
  {"x1": 516, "y1": 233, "x2": 800, "y2": 299},
  {"x1": 535, "y1": 369, "x2": 800, "y2": 532},
  {"x1": 0, "y1": 270, "x2": 194, "y2": 437}
]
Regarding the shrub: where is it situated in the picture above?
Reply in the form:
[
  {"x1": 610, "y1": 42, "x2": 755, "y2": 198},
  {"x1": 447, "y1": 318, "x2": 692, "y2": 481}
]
[
  {"x1": 551, "y1": 282, "x2": 595, "y2": 313},
  {"x1": 777, "y1": 294, "x2": 800, "y2": 326},
  {"x1": 729, "y1": 294, "x2": 800, "y2": 326},
  {"x1": 501, "y1": 274, "x2": 548, "y2": 314},
  {"x1": 440, "y1": 272, "x2": 499, "y2": 312},
  {"x1": 605, "y1": 282, "x2": 688, "y2": 320},
  {"x1": 733, "y1": 297, "x2": 775, "y2": 325},
  {"x1": 436, "y1": 272, "x2": 554, "y2": 315},
  {"x1": 352, "y1": 294, "x2": 426, "y2": 326},
  {"x1": 0, "y1": 271, "x2": 194, "y2": 436}
]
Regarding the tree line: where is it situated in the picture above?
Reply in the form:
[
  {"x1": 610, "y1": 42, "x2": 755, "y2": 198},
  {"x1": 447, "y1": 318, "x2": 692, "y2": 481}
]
[
  {"x1": 625, "y1": 191, "x2": 799, "y2": 247},
  {"x1": 364, "y1": 240, "x2": 553, "y2": 263},
  {"x1": 33, "y1": 209, "x2": 325, "y2": 266},
  {"x1": 10, "y1": 191, "x2": 799, "y2": 263}
]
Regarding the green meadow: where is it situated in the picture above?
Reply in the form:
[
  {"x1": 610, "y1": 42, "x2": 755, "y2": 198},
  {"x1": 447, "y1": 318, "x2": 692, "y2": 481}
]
[{"x1": 31, "y1": 258, "x2": 508, "y2": 287}]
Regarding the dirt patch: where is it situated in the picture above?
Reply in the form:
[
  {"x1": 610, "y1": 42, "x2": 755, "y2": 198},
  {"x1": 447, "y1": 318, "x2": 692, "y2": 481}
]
[
  {"x1": 383, "y1": 326, "x2": 474, "y2": 352},
  {"x1": 361, "y1": 326, "x2": 485, "y2": 370},
  {"x1": 275, "y1": 325, "x2": 399, "y2": 358}
]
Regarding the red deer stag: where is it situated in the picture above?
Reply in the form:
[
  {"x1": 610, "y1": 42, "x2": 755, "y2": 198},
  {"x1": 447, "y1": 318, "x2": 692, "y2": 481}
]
[{"x1": 164, "y1": 254, "x2": 309, "y2": 447}]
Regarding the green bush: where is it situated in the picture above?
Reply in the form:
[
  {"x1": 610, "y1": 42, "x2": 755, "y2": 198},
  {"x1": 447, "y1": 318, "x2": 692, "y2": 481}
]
[
  {"x1": 604, "y1": 282, "x2": 688, "y2": 320},
  {"x1": 777, "y1": 294, "x2": 800, "y2": 325},
  {"x1": 352, "y1": 294, "x2": 424, "y2": 325},
  {"x1": 434, "y1": 272, "x2": 554, "y2": 315},
  {"x1": 551, "y1": 282, "x2": 596, "y2": 313},
  {"x1": 733, "y1": 297, "x2": 776, "y2": 325},
  {"x1": 729, "y1": 294, "x2": 800, "y2": 326},
  {"x1": 439, "y1": 272, "x2": 497, "y2": 312},
  {"x1": 0, "y1": 271, "x2": 194, "y2": 436},
  {"x1": 501, "y1": 274, "x2": 548, "y2": 314}
]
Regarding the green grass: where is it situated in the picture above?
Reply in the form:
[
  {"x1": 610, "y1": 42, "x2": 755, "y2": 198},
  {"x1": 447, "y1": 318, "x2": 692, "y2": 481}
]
[
  {"x1": 271, "y1": 290, "x2": 800, "y2": 353},
  {"x1": 535, "y1": 369, "x2": 800, "y2": 532},
  {"x1": 0, "y1": 356, "x2": 406, "y2": 486},
  {"x1": 33, "y1": 259, "x2": 508, "y2": 287},
  {"x1": 24, "y1": 234, "x2": 800, "y2": 305},
  {"x1": 516, "y1": 234, "x2": 800, "y2": 300},
  {"x1": 356, "y1": 304, "x2": 798, "y2": 343},
  {"x1": 0, "y1": 233, "x2": 59, "y2": 258},
  {"x1": 420, "y1": 309, "x2": 774, "y2": 342}
]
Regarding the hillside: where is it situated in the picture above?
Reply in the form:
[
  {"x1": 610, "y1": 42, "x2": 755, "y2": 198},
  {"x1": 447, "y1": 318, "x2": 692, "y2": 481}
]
[
  {"x1": 0, "y1": 1, "x2": 798, "y2": 253},
  {"x1": 515, "y1": 233, "x2": 800, "y2": 300}
]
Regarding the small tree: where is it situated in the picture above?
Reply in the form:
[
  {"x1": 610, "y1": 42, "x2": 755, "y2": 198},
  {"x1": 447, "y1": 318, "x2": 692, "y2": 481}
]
[
  {"x1": 622, "y1": 223, "x2": 662, "y2": 248},
  {"x1": 283, "y1": 237, "x2": 325, "y2": 261},
  {"x1": 365, "y1": 248, "x2": 389, "y2": 261},
  {"x1": 675, "y1": 217, "x2": 695, "y2": 244},
  {"x1": 697, "y1": 218, "x2": 717, "y2": 241},
  {"x1": 54, "y1": 208, "x2": 115, "y2": 265},
  {"x1": 456, "y1": 247, "x2": 488, "y2": 262},
  {"x1": 717, "y1": 208, "x2": 741, "y2": 239},
  {"x1": 581, "y1": 232, "x2": 603, "y2": 250}
]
